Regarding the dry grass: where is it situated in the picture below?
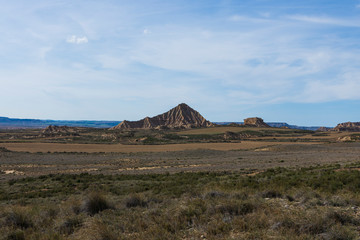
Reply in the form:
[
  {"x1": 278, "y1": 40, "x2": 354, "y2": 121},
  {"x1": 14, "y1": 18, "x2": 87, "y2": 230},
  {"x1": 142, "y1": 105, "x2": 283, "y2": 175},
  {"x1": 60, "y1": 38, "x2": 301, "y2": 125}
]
[{"x1": 1, "y1": 167, "x2": 360, "y2": 239}]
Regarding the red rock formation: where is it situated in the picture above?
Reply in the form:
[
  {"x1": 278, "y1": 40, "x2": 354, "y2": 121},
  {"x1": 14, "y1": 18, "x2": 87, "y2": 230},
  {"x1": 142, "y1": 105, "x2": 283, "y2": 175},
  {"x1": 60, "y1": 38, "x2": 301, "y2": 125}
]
[
  {"x1": 243, "y1": 117, "x2": 270, "y2": 128},
  {"x1": 110, "y1": 103, "x2": 214, "y2": 130}
]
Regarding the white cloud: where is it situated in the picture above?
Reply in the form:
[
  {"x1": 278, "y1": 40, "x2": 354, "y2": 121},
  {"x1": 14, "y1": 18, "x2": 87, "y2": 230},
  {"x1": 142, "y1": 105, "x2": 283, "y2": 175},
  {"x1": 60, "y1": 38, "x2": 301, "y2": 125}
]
[
  {"x1": 66, "y1": 35, "x2": 88, "y2": 44},
  {"x1": 229, "y1": 15, "x2": 271, "y2": 23},
  {"x1": 143, "y1": 28, "x2": 151, "y2": 35},
  {"x1": 357, "y1": 4, "x2": 360, "y2": 8},
  {"x1": 296, "y1": 70, "x2": 360, "y2": 103},
  {"x1": 130, "y1": 20, "x2": 360, "y2": 105},
  {"x1": 287, "y1": 15, "x2": 360, "y2": 27}
]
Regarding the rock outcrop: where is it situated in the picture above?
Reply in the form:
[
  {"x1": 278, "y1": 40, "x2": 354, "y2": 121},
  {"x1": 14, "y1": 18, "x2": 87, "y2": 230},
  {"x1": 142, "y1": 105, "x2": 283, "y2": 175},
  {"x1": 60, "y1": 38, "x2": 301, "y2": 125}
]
[
  {"x1": 337, "y1": 135, "x2": 360, "y2": 142},
  {"x1": 333, "y1": 122, "x2": 360, "y2": 132},
  {"x1": 243, "y1": 117, "x2": 270, "y2": 128},
  {"x1": 110, "y1": 103, "x2": 214, "y2": 130},
  {"x1": 41, "y1": 125, "x2": 80, "y2": 137},
  {"x1": 316, "y1": 127, "x2": 331, "y2": 132}
]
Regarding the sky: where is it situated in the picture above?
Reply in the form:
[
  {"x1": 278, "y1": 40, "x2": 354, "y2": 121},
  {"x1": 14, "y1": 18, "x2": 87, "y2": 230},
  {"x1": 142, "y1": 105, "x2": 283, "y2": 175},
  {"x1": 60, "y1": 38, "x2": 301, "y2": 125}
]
[{"x1": 1, "y1": 0, "x2": 360, "y2": 126}]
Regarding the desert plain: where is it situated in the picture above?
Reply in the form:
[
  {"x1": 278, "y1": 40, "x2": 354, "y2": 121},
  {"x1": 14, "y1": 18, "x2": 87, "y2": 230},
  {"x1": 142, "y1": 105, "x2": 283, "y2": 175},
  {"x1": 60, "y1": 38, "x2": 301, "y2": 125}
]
[
  {"x1": 0, "y1": 126, "x2": 359, "y2": 179},
  {"x1": 1, "y1": 123, "x2": 360, "y2": 239}
]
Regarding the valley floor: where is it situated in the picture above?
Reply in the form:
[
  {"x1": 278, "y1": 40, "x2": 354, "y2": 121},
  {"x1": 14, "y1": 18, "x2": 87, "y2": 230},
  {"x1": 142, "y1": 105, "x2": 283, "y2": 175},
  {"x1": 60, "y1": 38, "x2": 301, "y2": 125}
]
[{"x1": 1, "y1": 143, "x2": 360, "y2": 179}]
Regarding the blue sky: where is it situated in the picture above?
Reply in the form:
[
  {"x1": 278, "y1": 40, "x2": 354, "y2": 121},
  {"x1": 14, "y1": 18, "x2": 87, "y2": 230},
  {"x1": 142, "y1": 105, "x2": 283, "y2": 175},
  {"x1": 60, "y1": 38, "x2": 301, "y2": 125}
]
[{"x1": 1, "y1": 0, "x2": 360, "y2": 126}]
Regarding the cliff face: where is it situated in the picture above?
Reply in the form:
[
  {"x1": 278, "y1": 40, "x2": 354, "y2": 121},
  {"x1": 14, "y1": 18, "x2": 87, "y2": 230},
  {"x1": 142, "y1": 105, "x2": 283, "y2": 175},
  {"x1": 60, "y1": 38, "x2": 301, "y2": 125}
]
[
  {"x1": 110, "y1": 103, "x2": 214, "y2": 130},
  {"x1": 243, "y1": 117, "x2": 270, "y2": 128},
  {"x1": 333, "y1": 122, "x2": 360, "y2": 132}
]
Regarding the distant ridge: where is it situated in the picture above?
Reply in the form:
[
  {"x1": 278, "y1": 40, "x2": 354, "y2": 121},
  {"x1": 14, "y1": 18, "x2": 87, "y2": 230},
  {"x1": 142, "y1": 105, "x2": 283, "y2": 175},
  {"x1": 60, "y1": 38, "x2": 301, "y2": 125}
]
[
  {"x1": 0, "y1": 117, "x2": 120, "y2": 129},
  {"x1": 214, "y1": 122, "x2": 326, "y2": 131},
  {"x1": 110, "y1": 103, "x2": 214, "y2": 130}
]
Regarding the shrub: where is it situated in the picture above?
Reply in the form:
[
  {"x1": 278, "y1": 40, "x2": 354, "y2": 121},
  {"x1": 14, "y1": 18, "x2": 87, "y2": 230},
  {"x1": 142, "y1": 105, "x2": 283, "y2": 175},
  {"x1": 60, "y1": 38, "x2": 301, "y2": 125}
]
[
  {"x1": 59, "y1": 216, "x2": 83, "y2": 235},
  {"x1": 216, "y1": 200, "x2": 255, "y2": 216},
  {"x1": 94, "y1": 221, "x2": 118, "y2": 240},
  {"x1": 204, "y1": 190, "x2": 226, "y2": 199},
  {"x1": 0, "y1": 147, "x2": 11, "y2": 152},
  {"x1": 325, "y1": 210, "x2": 358, "y2": 225},
  {"x1": 324, "y1": 224, "x2": 358, "y2": 240},
  {"x1": 82, "y1": 192, "x2": 113, "y2": 215},
  {"x1": 328, "y1": 195, "x2": 348, "y2": 207},
  {"x1": 261, "y1": 190, "x2": 282, "y2": 199},
  {"x1": 125, "y1": 194, "x2": 147, "y2": 208},
  {"x1": 5, "y1": 207, "x2": 33, "y2": 229},
  {"x1": 7, "y1": 229, "x2": 25, "y2": 240}
]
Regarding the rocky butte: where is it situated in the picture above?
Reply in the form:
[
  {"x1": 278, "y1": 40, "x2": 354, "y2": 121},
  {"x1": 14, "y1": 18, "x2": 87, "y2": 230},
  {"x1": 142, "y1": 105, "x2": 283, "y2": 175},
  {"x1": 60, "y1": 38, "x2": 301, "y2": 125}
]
[
  {"x1": 243, "y1": 117, "x2": 270, "y2": 128},
  {"x1": 41, "y1": 125, "x2": 80, "y2": 137},
  {"x1": 333, "y1": 122, "x2": 360, "y2": 132},
  {"x1": 110, "y1": 103, "x2": 214, "y2": 130}
]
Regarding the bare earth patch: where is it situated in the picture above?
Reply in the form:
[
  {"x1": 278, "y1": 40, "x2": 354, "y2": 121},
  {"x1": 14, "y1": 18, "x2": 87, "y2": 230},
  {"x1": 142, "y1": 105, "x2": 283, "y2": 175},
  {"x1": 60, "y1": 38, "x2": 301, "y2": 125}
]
[{"x1": 0, "y1": 141, "x2": 316, "y2": 153}]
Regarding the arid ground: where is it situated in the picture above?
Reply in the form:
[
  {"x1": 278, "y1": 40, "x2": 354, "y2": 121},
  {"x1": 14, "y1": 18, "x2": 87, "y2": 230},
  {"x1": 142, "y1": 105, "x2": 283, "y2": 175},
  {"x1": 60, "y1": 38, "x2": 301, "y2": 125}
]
[
  {"x1": 0, "y1": 127, "x2": 359, "y2": 179},
  {"x1": 1, "y1": 127, "x2": 360, "y2": 239}
]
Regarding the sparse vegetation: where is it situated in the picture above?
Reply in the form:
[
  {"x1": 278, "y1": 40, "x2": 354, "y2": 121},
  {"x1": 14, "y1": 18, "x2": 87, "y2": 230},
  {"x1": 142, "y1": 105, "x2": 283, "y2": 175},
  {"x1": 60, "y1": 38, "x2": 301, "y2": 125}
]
[
  {"x1": 1, "y1": 165, "x2": 360, "y2": 239},
  {"x1": 1, "y1": 126, "x2": 360, "y2": 238}
]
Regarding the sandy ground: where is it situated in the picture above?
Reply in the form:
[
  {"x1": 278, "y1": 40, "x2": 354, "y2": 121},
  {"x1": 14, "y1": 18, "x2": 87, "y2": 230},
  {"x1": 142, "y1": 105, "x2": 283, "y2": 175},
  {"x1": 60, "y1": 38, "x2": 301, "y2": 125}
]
[
  {"x1": 1, "y1": 142, "x2": 360, "y2": 180},
  {"x1": 0, "y1": 141, "x2": 317, "y2": 153}
]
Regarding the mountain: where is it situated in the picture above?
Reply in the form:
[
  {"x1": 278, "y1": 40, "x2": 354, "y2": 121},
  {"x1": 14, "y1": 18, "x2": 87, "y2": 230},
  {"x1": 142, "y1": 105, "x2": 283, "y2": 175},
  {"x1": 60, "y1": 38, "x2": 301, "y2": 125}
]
[
  {"x1": 110, "y1": 103, "x2": 214, "y2": 130},
  {"x1": 333, "y1": 122, "x2": 360, "y2": 132},
  {"x1": 0, "y1": 117, "x2": 120, "y2": 129}
]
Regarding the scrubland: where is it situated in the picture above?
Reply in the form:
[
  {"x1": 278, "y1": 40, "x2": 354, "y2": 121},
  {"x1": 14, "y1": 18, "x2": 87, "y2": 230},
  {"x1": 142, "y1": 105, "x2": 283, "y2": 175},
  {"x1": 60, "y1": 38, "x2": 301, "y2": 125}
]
[{"x1": 2, "y1": 165, "x2": 360, "y2": 239}]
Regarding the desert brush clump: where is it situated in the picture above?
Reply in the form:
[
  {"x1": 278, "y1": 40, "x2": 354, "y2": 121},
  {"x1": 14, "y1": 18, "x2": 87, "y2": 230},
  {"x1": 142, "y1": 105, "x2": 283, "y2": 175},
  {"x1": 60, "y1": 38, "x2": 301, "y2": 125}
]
[
  {"x1": 4, "y1": 206, "x2": 33, "y2": 229},
  {"x1": 82, "y1": 191, "x2": 113, "y2": 215}
]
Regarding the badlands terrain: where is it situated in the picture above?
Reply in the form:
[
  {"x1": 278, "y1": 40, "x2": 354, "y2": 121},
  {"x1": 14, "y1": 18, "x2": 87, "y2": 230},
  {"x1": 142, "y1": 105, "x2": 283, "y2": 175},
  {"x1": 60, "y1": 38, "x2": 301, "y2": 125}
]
[{"x1": 1, "y1": 104, "x2": 360, "y2": 239}]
